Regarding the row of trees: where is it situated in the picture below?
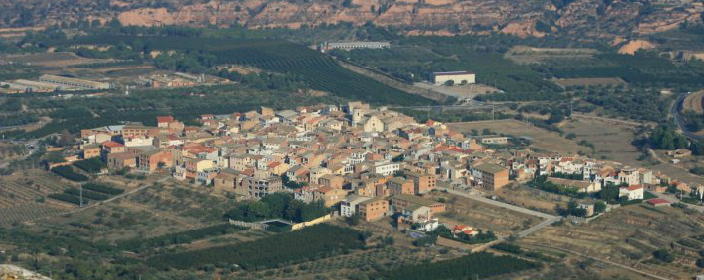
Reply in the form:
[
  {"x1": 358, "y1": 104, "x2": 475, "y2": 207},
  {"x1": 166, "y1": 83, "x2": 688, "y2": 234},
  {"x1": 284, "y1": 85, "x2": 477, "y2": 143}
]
[
  {"x1": 147, "y1": 224, "x2": 365, "y2": 271},
  {"x1": 223, "y1": 192, "x2": 328, "y2": 223},
  {"x1": 374, "y1": 252, "x2": 539, "y2": 280}
]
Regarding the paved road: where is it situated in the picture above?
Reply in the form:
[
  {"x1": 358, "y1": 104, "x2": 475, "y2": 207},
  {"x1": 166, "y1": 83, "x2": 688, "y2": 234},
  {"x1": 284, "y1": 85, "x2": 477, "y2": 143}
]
[{"x1": 671, "y1": 92, "x2": 701, "y2": 141}]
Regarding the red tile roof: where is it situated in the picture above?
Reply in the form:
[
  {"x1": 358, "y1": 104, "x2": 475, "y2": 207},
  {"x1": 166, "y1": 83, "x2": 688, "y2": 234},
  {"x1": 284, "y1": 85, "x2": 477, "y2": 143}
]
[
  {"x1": 646, "y1": 198, "x2": 670, "y2": 205},
  {"x1": 101, "y1": 141, "x2": 124, "y2": 148},
  {"x1": 156, "y1": 116, "x2": 174, "y2": 123}
]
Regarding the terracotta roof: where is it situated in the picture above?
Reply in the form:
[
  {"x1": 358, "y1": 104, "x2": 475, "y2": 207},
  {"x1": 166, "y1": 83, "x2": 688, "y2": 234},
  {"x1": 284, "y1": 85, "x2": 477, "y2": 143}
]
[
  {"x1": 626, "y1": 185, "x2": 643, "y2": 191},
  {"x1": 156, "y1": 116, "x2": 174, "y2": 123},
  {"x1": 646, "y1": 198, "x2": 670, "y2": 205},
  {"x1": 102, "y1": 141, "x2": 124, "y2": 148}
]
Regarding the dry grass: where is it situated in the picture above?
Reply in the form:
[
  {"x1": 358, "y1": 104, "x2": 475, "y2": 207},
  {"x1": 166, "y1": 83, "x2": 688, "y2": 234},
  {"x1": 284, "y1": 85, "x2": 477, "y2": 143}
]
[
  {"x1": 552, "y1": 77, "x2": 627, "y2": 87},
  {"x1": 682, "y1": 90, "x2": 704, "y2": 114},
  {"x1": 447, "y1": 119, "x2": 583, "y2": 154},
  {"x1": 519, "y1": 204, "x2": 704, "y2": 280}
]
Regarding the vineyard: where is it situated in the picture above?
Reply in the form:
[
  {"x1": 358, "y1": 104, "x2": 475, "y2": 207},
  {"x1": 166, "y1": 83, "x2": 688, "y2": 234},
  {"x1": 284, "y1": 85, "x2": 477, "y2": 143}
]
[
  {"x1": 73, "y1": 158, "x2": 107, "y2": 173},
  {"x1": 48, "y1": 182, "x2": 124, "y2": 206},
  {"x1": 147, "y1": 224, "x2": 366, "y2": 270},
  {"x1": 245, "y1": 246, "x2": 434, "y2": 279},
  {"x1": 0, "y1": 170, "x2": 74, "y2": 225},
  {"x1": 51, "y1": 165, "x2": 89, "y2": 181}
]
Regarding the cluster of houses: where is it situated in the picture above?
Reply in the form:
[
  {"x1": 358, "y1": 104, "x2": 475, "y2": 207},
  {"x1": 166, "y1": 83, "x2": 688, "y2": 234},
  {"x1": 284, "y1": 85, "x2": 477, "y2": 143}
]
[{"x1": 72, "y1": 102, "x2": 695, "y2": 229}]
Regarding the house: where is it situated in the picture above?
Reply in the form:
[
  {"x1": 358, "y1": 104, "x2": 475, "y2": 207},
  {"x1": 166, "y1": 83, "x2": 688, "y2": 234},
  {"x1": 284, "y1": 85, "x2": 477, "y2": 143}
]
[
  {"x1": 373, "y1": 161, "x2": 400, "y2": 176},
  {"x1": 313, "y1": 187, "x2": 349, "y2": 207},
  {"x1": 107, "y1": 152, "x2": 136, "y2": 170},
  {"x1": 340, "y1": 194, "x2": 372, "y2": 217},
  {"x1": 471, "y1": 163, "x2": 509, "y2": 190},
  {"x1": 247, "y1": 175, "x2": 283, "y2": 199},
  {"x1": 185, "y1": 158, "x2": 215, "y2": 180},
  {"x1": 157, "y1": 116, "x2": 175, "y2": 128},
  {"x1": 318, "y1": 174, "x2": 344, "y2": 189},
  {"x1": 619, "y1": 185, "x2": 644, "y2": 200},
  {"x1": 547, "y1": 177, "x2": 601, "y2": 193},
  {"x1": 137, "y1": 149, "x2": 173, "y2": 172},
  {"x1": 577, "y1": 203, "x2": 595, "y2": 217},
  {"x1": 391, "y1": 194, "x2": 445, "y2": 215},
  {"x1": 400, "y1": 204, "x2": 432, "y2": 223},
  {"x1": 197, "y1": 167, "x2": 220, "y2": 185},
  {"x1": 405, "y1": 172, "x2": 436, "y2": 194},
  {"x1": 387, "y1": 177, "x2": 414, "y2": 195},
  {"x1": 358, "y1": 197, "x2": 389, "y2": 222},
  {"x1": 100, "y1": 141, "x2": 125, "y2": 157},
  {"x1": 82, "y1": 144, "x2": 100, "y2": 159},
  {"x1": 452, "y1": 225, "x2": 478, "y2": 236},
  {"x1": 646, "y1": 198, "x2": 671, "y2": 207},
  {"x1": 474, "y1": 135, "x2": 509, "y2": 145}
]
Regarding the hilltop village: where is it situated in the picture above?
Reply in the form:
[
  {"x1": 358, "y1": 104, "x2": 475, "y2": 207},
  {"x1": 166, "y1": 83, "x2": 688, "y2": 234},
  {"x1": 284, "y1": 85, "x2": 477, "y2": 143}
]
[{"x1": 60, "y1": 102, "x2": 692, "y2": 227}]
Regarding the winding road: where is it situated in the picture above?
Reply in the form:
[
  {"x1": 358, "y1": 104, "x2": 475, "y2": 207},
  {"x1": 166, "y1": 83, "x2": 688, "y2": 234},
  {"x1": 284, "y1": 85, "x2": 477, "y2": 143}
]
[{"x1": 671, "y1": 92, "x2": 701, "y2": 141}]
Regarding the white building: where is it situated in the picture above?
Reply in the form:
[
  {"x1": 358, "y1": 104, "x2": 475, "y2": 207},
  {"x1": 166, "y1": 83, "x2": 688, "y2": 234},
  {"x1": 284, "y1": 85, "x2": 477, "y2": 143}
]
[
  {"x1": 374, "y1": 161, "x2": 400, "y2": 176},
  {"x1": 432, "y1": 71, "x2": 476, "y2": 86},
  {"x1": 619, "y1": 185, "x2": 644, "y2": 200},
  {"x1": 340, "y1": 194, "x2": 372, "y2": 217}
]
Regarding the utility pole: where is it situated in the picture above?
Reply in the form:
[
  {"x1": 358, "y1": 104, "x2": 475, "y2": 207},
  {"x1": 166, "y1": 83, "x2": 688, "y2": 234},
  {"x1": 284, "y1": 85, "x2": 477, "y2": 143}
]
[
  {"x1": 79, "y1": 184, "x2": 83, "y2": 207},
  {"x1": 492, "y1": 104, "x2": 495, "y2": 121}
]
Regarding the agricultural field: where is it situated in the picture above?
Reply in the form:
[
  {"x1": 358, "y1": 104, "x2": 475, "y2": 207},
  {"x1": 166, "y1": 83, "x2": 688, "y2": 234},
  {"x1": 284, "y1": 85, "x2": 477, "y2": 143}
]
[
  {"x1": 519, "y1": 204, "x2": 704, "y2": 280},
  {"x1": 552, "y1": 77, "x2": 627, "y2": 87},
  {"x1": 504, "y1": 46, "x2": 599, "y2": 65},
  {"x1": 447, "y1": 119, "x2": 583, "y2": 154},
  {"x1": 246, "y1": 246, "x2": 434, "y2": 279},
  {"x1": 0, "y1": 169, "x2": 75, "y2": 226},
  {"x1": 0, "y1": 52, "x2": 113, "y2": 68},
  {"x1": 0, "y1": 143, "x2": 28, "y2": 159}
]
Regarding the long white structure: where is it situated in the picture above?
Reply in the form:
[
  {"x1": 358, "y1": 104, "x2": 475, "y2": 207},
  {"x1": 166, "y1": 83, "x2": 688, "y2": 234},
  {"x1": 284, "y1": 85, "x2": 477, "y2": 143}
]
[{"x1": 432, "y1": 71, "x2": 476, "y2": 86}]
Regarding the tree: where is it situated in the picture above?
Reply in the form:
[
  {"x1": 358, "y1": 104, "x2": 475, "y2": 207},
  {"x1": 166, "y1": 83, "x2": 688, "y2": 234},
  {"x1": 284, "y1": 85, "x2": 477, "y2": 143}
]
[
  {"x1": 58, "y1": 129, "x2": 74, "y2": 147},
  {"x1": 594, "y1": 201, "x2": 606, "y2": 213},
  {"x1": 696, "y1": 258, "x2": 704, "y2": 268},
  {"x1": 652, "y1": 249, "x2": 674, "y2": 263},
  {"x1": 345, "y1": 213, "x2": 360, "y2": 226},
  {"x1": 599, "y1": 183, "x2": 620, "y2": 203}
]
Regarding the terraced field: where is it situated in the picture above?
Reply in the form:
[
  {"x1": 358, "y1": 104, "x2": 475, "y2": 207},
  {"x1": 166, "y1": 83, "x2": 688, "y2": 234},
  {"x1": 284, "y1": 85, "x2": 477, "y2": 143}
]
[{"x1": 519, "y1": 205, "x2": 704, "y2": 279}]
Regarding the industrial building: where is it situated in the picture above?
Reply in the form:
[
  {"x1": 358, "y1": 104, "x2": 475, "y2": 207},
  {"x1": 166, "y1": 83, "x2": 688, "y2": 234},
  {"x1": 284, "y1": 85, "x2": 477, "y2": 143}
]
[
  {"x1": 319, "y1": 42, "x2": 391, "y2": 52},
  {"x1": 431, "y1": 71, "x2": 476, "y2": 86},
  {"x1": 143, "y1": 72, "x2": 205, "y2": 88},
  {"x1": 38, "y1": 74, "x2": 111, "y2": 90}
]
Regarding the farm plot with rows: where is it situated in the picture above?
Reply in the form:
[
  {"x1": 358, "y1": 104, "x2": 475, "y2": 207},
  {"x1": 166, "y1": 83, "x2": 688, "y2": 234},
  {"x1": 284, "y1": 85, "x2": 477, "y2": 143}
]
[{"x1": 0, "y1": 170, "x2": 76, "y2": 224}]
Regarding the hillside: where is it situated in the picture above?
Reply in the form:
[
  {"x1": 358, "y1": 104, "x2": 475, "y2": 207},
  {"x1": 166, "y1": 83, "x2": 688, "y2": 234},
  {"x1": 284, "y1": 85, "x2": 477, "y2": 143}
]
[{"x1": 2, "y1": 0, "x2": 704, "y2": 39}]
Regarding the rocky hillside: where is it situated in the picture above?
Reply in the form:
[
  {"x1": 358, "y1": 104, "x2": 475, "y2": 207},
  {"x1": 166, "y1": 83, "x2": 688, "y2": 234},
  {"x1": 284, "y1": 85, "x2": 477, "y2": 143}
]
[{"x1": 2, "y1": 0, "x2": 704, "y2": 39}]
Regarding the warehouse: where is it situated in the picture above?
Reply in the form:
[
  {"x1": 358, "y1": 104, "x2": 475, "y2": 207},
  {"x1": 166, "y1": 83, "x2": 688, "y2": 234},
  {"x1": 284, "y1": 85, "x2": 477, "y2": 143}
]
[
  {"x1": 431, "y1": 71, "x2": 476, "y2": 86},
  {"x1": 38, "y1": 74, "x2": 111, "y2": 90},
  {"x1": 319, "y1": 42, "x2": 390, "y2": 52}
]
